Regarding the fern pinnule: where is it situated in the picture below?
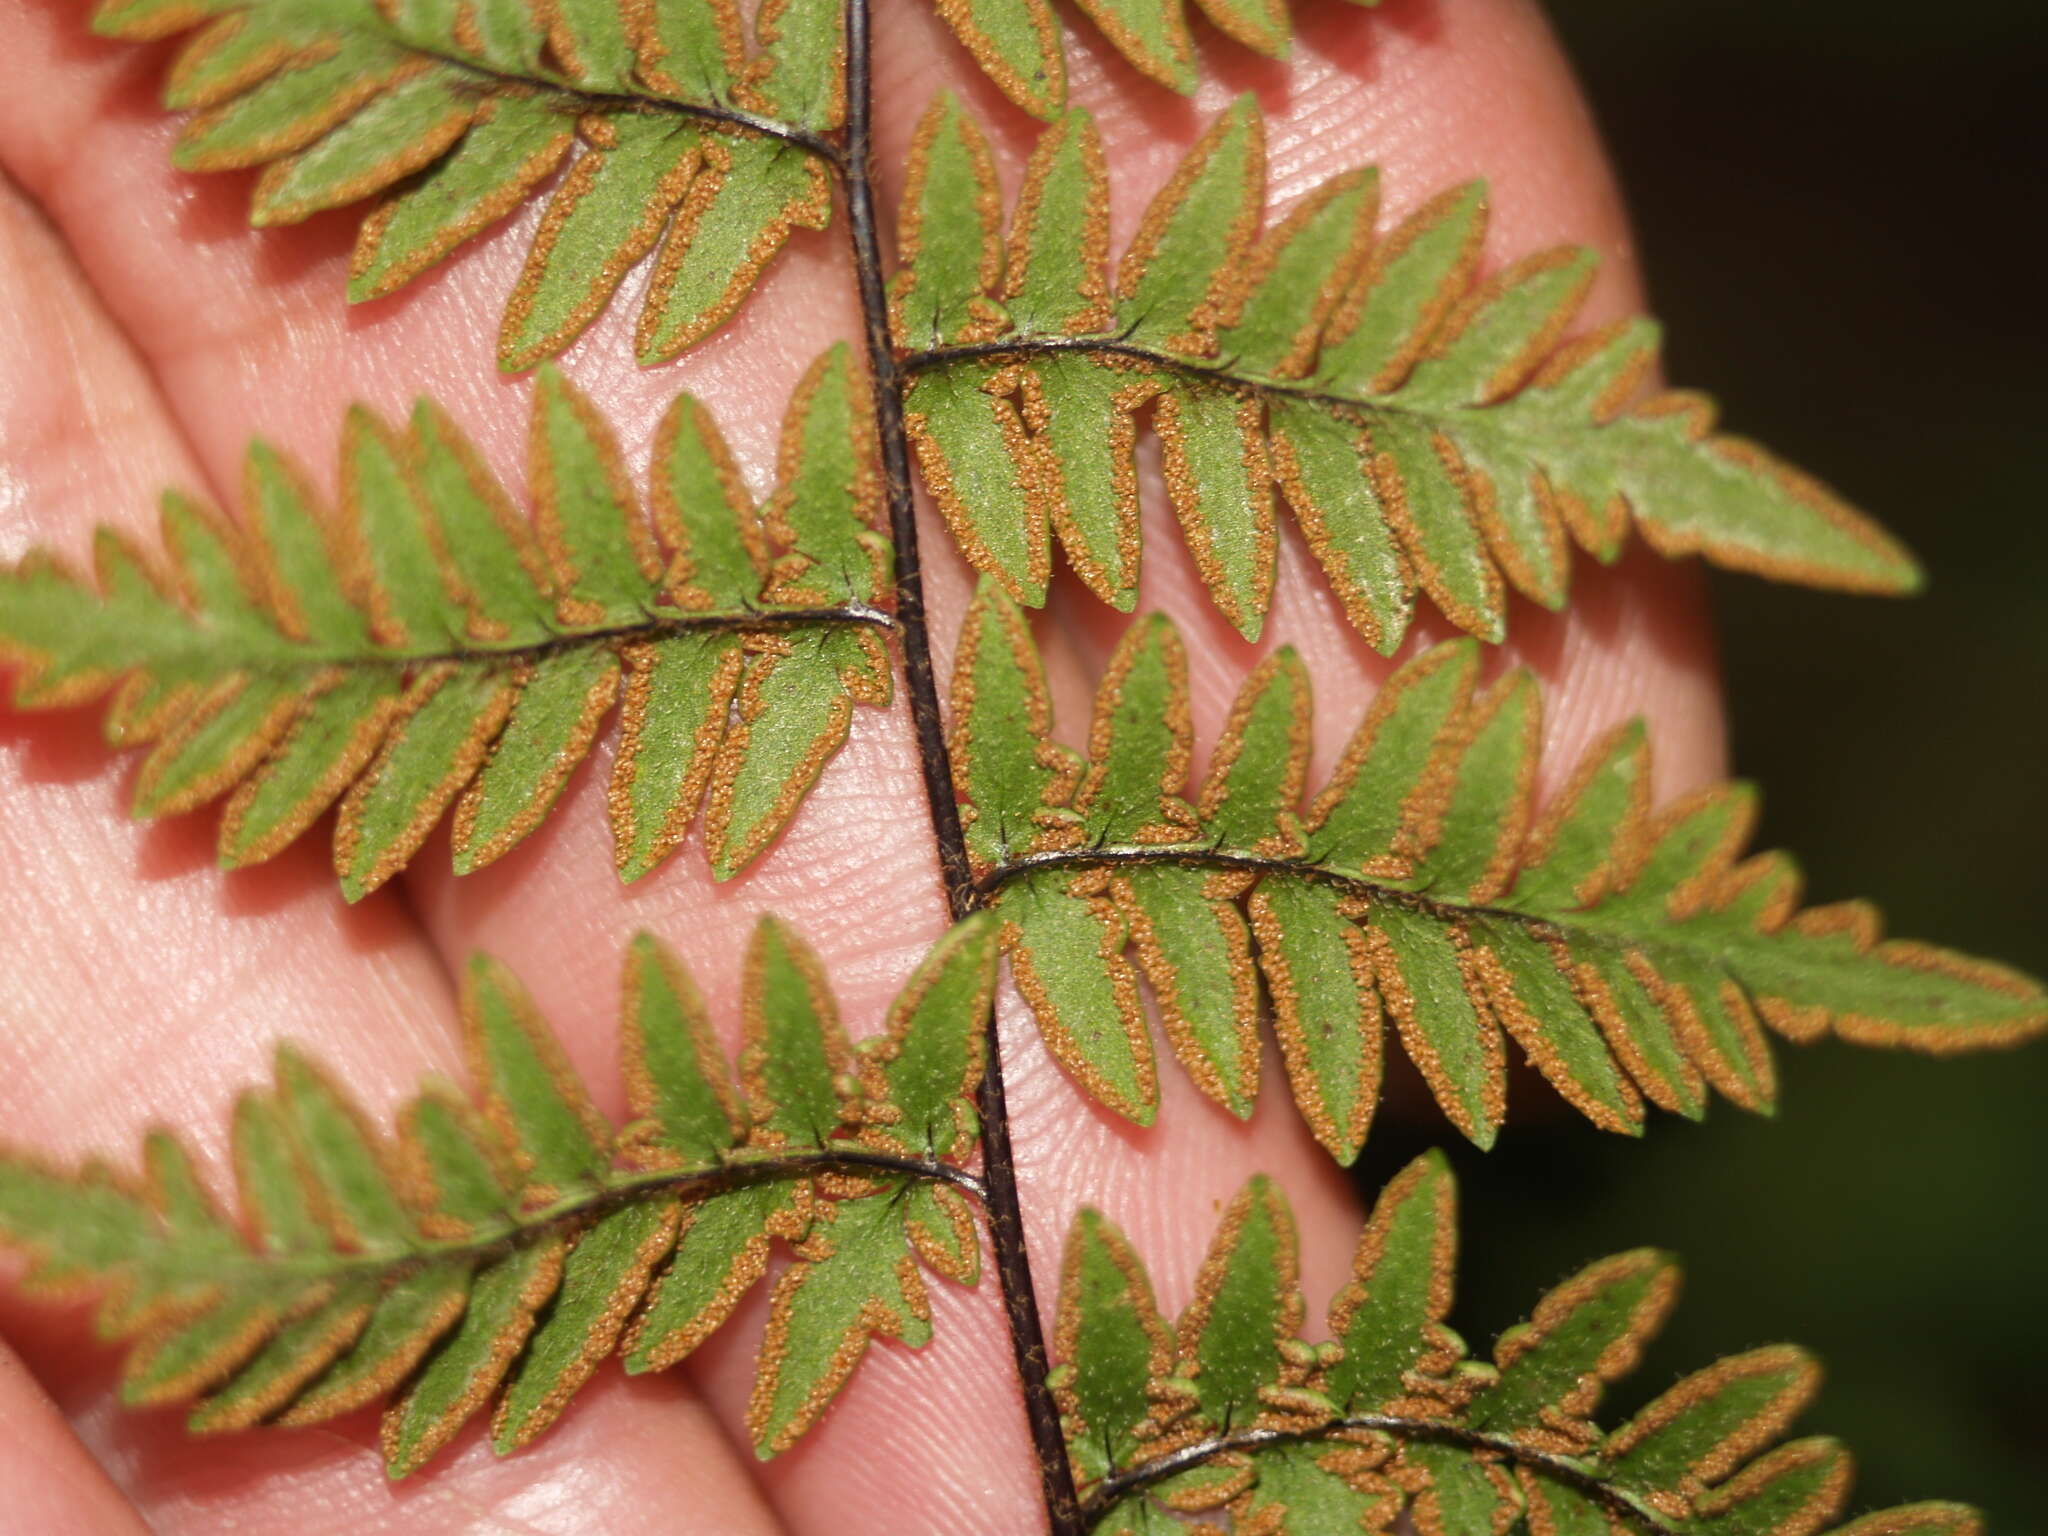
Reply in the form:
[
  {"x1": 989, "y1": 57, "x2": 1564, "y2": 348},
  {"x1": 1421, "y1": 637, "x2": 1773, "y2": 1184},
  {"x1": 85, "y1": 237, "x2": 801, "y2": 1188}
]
[
  {"x1": 930, "y1": 0, "x2": 1388, "y2": 118},
  {"x1": 951, "y1": 582, "x2": 2048, "y2": 1155},
  {"x1": 898, "y1": 96, "x2": 1920, "y2": 648},
  {"x1": 1060, "y1": 1151, "x2": 1984, "y2": 1536},
  {"x1": 0, "y1": 918, "x2": 998, "y2": 1471},
  {"x1": 0, "y1": 354, "x2": 892, "y2": 896}
]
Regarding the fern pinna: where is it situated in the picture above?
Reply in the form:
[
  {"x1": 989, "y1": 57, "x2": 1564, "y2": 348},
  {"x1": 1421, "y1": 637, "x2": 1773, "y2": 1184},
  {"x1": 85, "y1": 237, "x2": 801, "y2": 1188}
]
[
  {"x1": 0, "y1": 0, "x2": 2041, "y2": 1533},
  {"x1": 0, "y1": 920, "x2": 995, "y2": 1469},
  {"x1": 949, "y1": 583, "x2": 2040, "y2": 1154},
  {"x1": 1055, "y1": 1154, "x2": 1984, "y2": 1536},
  {"x1": 0, "y1": 355, "x2": 889, "y2": 895}
]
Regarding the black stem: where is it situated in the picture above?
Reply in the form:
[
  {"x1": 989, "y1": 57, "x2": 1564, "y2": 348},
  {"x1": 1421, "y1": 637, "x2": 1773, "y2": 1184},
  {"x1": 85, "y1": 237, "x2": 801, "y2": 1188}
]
[
  {"x1": 840, "y1": 6, "x2": 1085, "y2": 1533},
  {"x1": 1080, "y1": 1417, "x2": 1675, "y2": 1535}
]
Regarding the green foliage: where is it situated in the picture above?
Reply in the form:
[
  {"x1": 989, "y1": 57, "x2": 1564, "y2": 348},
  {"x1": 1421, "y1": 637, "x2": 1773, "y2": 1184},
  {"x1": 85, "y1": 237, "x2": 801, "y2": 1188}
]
[
  {"x1": 19, "y1": 8, "x2": 2042, "y2": 1530},
  {"x1": 932, "y1": 0, "x2": 1382, "y2": 117},
  {"x1": 1058, "y1": 1151, "x2": 1984, "y2": 1536},
  {"x1": 898, "y1": 97, "x2": 1920, "y2": 646},
  {"x1": 0, "y1": 918, "x2": 999, "y2": 1471},
  {"x1": 0, "y1": 354, "x2": 893, "y2": 896},
  {"x1": 951, "y1": 583, "x2": 2046, "y2": 1152},
  {"x1": 94, "y1": 0, "x2": 838, "y2": 369}
]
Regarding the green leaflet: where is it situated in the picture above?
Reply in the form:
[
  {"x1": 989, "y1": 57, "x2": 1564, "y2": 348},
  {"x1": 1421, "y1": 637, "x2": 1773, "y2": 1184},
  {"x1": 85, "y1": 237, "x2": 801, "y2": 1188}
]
[
  {"x1": 637, "y1": 133, "x2": 834, "y2": 366},
  {"x1": 1072, "y1": 0, "x2": 1196, "y2": 96},
  {"x1": 766, "y1": 345, "x2": 891, "y2": 606},
  {"x1": 928, "y1": 0, "x2": 1382, "y2": 117},
  {"x1": 859, "y1": 916, "x2": 1000, "y2": 1160},
  {"x1": 891, "y1": 95, "x2": 1006, "y2": 350},
  {"x1": 499, "y1": 118, "x2": 703, "y2": 374},
  {"x1": 187, "y1": 1281, "x2": 379, "y2": 1432},
  {"x1": 906, "y1": 366, "x2": 1048, "y2": 604},
  {"x1": 1052, "y1": 1208, "x2": 1168, "y2": 1484},
  {"x1": 450, "y1": 646, "x2": 621, "y2": 875},
  {"x1": 281, "y1": 1261, "x2": 473, "y2": 1424},
  {"x1": 1198, "y1": 648, "x2": 1310, "y2": 854},
  {"x1": 953, "y1": 594, "x2": 2047, "y2": 1151},
  {"x1": 741, "y1": 916, "x2": 854, "y2": 1149},
  {"x1": 705, "y1": 626, "x2": 893, "y2": 881},
  {"x1": 382, "y1": 1239, "x2": 566, "y2": 1476},
  {"x1": 1000, "y1": 872, "x2": 1157, "y2": 1125},
  {"x1": 250, "y1": 71, "x2": 477, "y2": 228},
  {"x1": 1001, "y1": 114, "x2": 1112, "y2": 337},
  {"x1": 928, "y1": 0, "x2": 1063, "y2": 120},
  {"x1": 746, "y1": 1191, "x2": 933, "y2": 1456},
  {"x1": 1250, "y1": 878, "x2": 1380, "y2": 1161},
  {"x1": 97, "y1": 0, "x2": 835, "y2": 368},
  {"x1": 1073, "y1": 613, "x2": 1197, "y2": 844},
  {"x1": 1154, "y1": 384, "x2": 1275, "y2": 638},
  {"x1": 351, "y1": 96, "x2": 574, "y2": 306},
  {"x1": 750, "y1": 0, "x2": 845, "y2": 130},
  {"x1": 1118, "y1": 98, "x2": 1265, "y2": 355},
  {"x1": 1692, "y1": 1440, "x2": 1853, "y2": 1536},
  {"x1": 901, "y1": 100, "x2": 1921, "y2": 646},
  {"x1": 1065, "y1": 1156, "x2": 1966, "y2": 1536},
  {"x1": 464, "y1": 955, "x2": 613, "y2": 1197},
  {"x1": 1603, "y1": 1345, "x2": 1821, "y2": 1504},
  {"x1": 1174, "y1": 1176, "x2": 1300, "y2": 1428},
  {"x1": 610, "y1": 633, "x2": 746, "y2": 883},
  {"x1": 1232, "y1": 1442, "x2": 1399, "y2": 1534},
  {"x1": 492, "y1": 1199, "x2": 681, "y2": 1452},
  {"x1": 623, "y1": 1181, "x2": 808, "y2": 1374},
  {"x1": 948, "y1": 577, "x2": 1083, "y2": 872},
  {"x1": 1466, "y1": 1249, "x2": 1679, "y2": 1439},
  {"x1": 0, "y1": 365, "x2": 892, "y2": 895},
  {"x1": 1114, "y1": 865, "x2": 1260, "y2": 1119},
  {"x1": 621, "y1": 932, "x2": 744, "y2": 1169},
  {"x1": 0, "y1": 921, "x2": 994, "y2": 1473},
  {"x1": 1367, "y1": 902, "x2": 1507, "y2": 1151},
  {"x1": 1321, "y1": 1148, "x2": 1457, "y2": 1412},
  {"x1": 1401, "y1": 1442, "x2": 1520, "y2": 1536}
]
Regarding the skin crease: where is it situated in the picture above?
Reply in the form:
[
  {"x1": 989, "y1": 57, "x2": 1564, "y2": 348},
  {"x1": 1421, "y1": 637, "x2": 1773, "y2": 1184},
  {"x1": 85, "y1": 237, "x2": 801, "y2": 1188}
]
[{"x1": 0, "y1": 0, "x2": 1730, "y2": 1529}]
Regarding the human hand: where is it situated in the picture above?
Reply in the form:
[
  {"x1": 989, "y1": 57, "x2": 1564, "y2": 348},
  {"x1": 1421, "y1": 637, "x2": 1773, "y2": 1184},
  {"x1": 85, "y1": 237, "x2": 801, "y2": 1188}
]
[{"x1": 0, "y1": 2, "x2": 1726, "y2": 1529}]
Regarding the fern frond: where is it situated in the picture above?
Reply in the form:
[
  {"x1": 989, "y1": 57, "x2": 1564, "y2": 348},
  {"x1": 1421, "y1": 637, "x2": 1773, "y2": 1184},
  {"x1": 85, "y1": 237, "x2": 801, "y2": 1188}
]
[
  {"x1": 950, "y1": 583, "x2": 2045, "y2": 1151},
  {"x1": 95, "y1": 0, "x2": 841, "y2": 369},
  {"x1": 899, "y1": 98, "x2": 1920, "y2": 646},
  {"x1": 0, "y1": 353, "x2": 893, "y2": 896},
  {"x1": 0, "y1": 918, "x2": 998, "y2": 1469},
  {"x1": 932, "y1": 0, "x2": 1382, "y2": 118},
  {"x1": 1059, "y1": 1152, "x2": 1984, "y2": 1536}
]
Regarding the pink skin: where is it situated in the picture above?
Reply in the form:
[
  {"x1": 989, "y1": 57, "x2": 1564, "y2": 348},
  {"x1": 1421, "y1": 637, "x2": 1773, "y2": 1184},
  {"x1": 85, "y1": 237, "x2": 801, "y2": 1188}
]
[{"x1": 0, "y1": 0, "x2": 1723, "y2": 1529}]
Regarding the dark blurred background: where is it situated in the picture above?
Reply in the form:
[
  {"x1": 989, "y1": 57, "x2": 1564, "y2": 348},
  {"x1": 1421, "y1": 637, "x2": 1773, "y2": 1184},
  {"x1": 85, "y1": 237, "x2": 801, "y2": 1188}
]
[{"x1": 1352, "y1": 2, "x2": 2048, "y2": 1526}]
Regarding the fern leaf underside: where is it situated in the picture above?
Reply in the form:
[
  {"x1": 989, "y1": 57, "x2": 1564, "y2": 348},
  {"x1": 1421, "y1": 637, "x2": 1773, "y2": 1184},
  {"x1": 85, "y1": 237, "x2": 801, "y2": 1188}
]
[
  {"x1": 951, "y1": 581, "x2": 2046, "y2": 1154},
  {"x1": 900, "y1": 98, "x2": 1919, "y2": 649},
  {"x1": 932, "y1": 0, "x2": 1383, "y2": 118},
  {"x1": 0, "y1": 355, "x2": 893, "y2": 897},
  {"x1": 0, "y1": 918, "x2": 998, "y2": 1468},
  {"x1": 1060, "y1": 1151, "x2": 1983, "y2": 1536},
  {"x1": 94, "y1": 0, "x2": 842, "y2": 370}
]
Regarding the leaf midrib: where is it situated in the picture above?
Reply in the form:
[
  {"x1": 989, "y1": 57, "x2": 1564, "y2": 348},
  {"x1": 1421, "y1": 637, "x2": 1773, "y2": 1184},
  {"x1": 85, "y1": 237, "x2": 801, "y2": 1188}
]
[
  {"x1": 213, "y1": 0, "x2": 840, "y2": 157},
  {"x1": 902, "y1": 335, "x2": 1589, "y2": 447},
  {"x1": 119, "y1": 1145, "x2": 978, "y2": 1300},
  {"x1": 977, "y1": 843, "x2": 1793, "y2": 995},
  {"x1": 92, "y1": 604, "x2": 895, "y2": 681}
]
